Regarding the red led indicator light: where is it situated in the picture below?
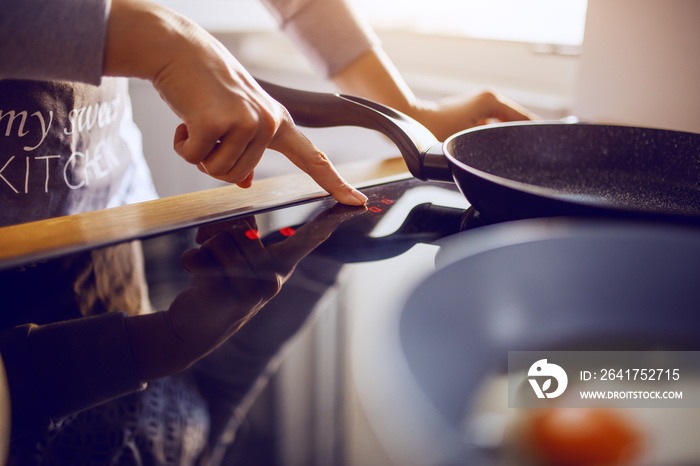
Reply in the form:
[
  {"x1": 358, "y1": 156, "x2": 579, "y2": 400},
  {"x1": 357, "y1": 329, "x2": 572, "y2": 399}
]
[
  {"x1": 245, "y1": 229, "x2": 260, "y2": 240},
  {"x1": 381, "y1": 199, "x2": 394, "y2": 205},
  {"x1": 368, "y1": 206, "x2": 382, "y2": 213},
  {"x1": 279, "y1": 227, "x2": 296, "y2": 237}
]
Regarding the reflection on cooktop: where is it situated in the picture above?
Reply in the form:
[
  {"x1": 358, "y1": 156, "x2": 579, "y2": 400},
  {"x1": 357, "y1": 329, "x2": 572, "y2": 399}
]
[{"x1": 141, "y1": 179, "x2": 473, "y2": 309}]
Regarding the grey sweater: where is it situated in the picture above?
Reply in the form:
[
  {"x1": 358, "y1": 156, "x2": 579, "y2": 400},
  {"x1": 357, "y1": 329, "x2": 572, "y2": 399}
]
[{"x1": 0, "y1": 0, "x2": 108, "y2": 84}]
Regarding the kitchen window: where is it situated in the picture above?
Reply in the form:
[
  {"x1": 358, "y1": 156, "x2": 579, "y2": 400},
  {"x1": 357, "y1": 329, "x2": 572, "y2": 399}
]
[
  {"x1": 354, "y1": 0, "x2": 588, "y2": 47},
  {"x1": 155, "y1": 0, "x2": 587, "y2": 46}
]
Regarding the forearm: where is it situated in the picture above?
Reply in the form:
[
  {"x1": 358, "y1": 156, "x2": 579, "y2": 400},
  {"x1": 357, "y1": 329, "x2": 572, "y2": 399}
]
[
  {"x1": 331, "y1": 47, "x2": 420, "y2": 116},
  {"x1": 123, "y1": 310, "x2": 213, "y2": 382},
  {"x1": 0, "y1": 0, "x2": 207, "y2": 84},
  {"x1": 103, "y1": 0, "x2": 212, "y2": 82},
  {"x1": 0, "y1": 308, "x2": 224, "y2": 440}
]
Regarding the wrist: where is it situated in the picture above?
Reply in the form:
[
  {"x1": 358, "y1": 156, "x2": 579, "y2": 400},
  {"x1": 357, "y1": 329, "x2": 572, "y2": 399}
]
[
  {"x1": 103, "y1": 0, "x2": 193, "y2": 81},
  {"x1": 332, "y1": 48, "x2": 418, "y2": 115},
  {"x1": 124, "y1": 311, "x2": 200, "y2": 382}
]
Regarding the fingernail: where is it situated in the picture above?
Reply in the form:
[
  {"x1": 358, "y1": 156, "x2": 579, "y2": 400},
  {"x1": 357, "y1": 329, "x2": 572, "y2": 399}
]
[{"x1": 350, "y1": 189, "x2": 368, "y2": 205}]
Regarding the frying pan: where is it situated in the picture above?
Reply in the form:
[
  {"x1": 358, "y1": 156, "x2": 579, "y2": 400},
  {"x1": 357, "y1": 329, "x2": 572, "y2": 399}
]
[{"x1": 257, "y1": 80, "x2": 700, "y2": 224}]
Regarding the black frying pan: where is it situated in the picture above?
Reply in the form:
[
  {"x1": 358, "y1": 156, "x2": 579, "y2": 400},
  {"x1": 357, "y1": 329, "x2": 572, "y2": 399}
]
[{"x1": 257, "y1": 80, "x2": 700, "y2": 224}]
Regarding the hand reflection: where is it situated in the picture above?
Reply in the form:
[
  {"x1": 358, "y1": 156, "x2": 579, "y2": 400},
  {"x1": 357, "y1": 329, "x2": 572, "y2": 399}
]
[
  {"x1": 165, "y1": 203, "x2": 366, "y2": 357},
  {"x1": 190, "y1": 204, "x2": 366, "y2": 458}
]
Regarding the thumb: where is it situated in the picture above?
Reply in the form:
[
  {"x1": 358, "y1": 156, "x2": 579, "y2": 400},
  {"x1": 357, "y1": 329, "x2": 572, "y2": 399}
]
[
  {"x1": 269, "y1": 120, "x2": 367, "y2": 206},
  {"x1": 486, "y1": 92, "x2": 541, "y2": 122}
]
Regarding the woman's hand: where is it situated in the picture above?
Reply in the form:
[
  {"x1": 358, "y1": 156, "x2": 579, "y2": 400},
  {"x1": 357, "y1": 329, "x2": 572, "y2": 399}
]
[
  {"x1": 103, "y1": 0, "x2": 367, "y2": 205},
  {"x1": 332, "y1": 48, "x2": 539, "y2": 141},
  {"x1": 409, "y1": 90, "x2": 539, "y2": 141}
]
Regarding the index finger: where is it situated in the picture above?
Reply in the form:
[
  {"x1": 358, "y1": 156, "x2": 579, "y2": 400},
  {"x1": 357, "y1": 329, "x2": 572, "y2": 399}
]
[
  {"x1": 266, "y1": 202, "x2": 367, "y2": 273},
  {"x1": 269, "y1": 121, "x2": 367, "y2": 206}
]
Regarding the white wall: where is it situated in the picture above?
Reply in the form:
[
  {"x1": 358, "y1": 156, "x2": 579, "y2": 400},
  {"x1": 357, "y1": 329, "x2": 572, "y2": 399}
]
[{"x1": 573, "y1": 0, "x2": 700, "y2": 133}]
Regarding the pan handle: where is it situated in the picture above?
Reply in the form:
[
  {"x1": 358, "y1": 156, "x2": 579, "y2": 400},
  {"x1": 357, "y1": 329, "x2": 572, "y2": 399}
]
[{"x1": 256, "y1": 79, "x2": 452, "y2": 182}]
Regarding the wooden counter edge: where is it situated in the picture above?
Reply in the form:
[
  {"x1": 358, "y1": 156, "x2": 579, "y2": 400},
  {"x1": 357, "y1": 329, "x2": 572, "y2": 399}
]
[{"x1": 0, "y1": 157, "x2": 410, "y2": 267}]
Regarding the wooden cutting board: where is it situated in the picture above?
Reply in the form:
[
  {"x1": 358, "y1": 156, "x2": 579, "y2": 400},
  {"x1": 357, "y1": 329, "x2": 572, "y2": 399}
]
[{"x1": 0, "y1": 157, "x2": 410, "y2": 269}]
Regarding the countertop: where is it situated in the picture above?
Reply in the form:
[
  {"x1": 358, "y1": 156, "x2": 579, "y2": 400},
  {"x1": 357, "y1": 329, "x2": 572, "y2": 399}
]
[{"x1": 0, "y1": 157, "x2": 410, "y2": 270}]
